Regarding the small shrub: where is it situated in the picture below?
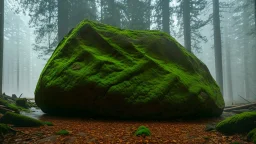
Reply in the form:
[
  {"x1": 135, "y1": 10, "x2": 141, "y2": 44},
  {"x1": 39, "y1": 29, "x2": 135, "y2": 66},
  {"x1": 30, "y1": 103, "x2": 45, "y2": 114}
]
[
  {"x1": 56, "y1": 129, "x2": 69, "y2": 135},
  {"x1": 0, "y1": 112, "x2": 43, "y2": 127},
  {"x1": 134, "y1": 125, "x2": 151, "y2": 137},
  {"x1": 43, "y1": 121, "x2": 53, "y2": 126}
]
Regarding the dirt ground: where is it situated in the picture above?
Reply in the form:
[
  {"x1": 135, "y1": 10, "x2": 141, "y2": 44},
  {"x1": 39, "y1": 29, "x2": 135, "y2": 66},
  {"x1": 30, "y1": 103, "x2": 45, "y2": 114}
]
[{"x1": 2, "y1": 114, "x2": 253, "y2": 144}]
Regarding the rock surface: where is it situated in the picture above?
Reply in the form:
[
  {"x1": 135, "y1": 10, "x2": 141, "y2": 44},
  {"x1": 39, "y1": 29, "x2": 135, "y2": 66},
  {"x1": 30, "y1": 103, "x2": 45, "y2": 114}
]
[{"x1": 35, "y1": 20, "x2": 224, "y2": 119}]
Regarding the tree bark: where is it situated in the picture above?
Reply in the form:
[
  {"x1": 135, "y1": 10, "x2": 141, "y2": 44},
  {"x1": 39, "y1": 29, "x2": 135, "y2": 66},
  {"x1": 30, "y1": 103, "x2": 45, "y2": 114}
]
[
  {"x1": 224, "y1": 21, "x2": 233, "y2": 104},
  {"x1": 58, "y1": 0, "x2": 69, "y2": 42},
  {"x1": 162, "y1": 0, "x2": 170, "y2": 35},
  {"x1": 183, "y1": 0, "x2": 191, "y2": 52},
  {"x1": 242, "y1": 9, "x2": 250, "y2": 99},
  {"x1": 213, "y1": 0, "x2": 223, "y2": 94},
  {"x1": 0, "y1": 0, "x2": 3, "y2": 95}
]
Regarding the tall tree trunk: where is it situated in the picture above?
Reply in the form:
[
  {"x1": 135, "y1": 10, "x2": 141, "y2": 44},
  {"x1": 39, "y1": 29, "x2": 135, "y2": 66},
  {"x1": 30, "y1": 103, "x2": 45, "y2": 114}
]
[
  {"x1": 213, "y1": 0, "x2": 223, "y2": 94},
  {"x1": 16, "y1": 22, "x2": 20, "y2": 95},
  {"x1": 183, "y1": 0, "x2": 191, "y2": 52},
  {"x1": 242, "y1": 9, "x2": 250, "y2": 99},
  {"x1": 162, "y1": 0, "x2": 170, "y2": 35},
  {"x1": 58, "y1": 0, "x2": 69, "y2": 42},
  {"x1": 0, "y1": 0, "x2": 3, "y2": 95},
  {"x1": 224, "y1": 22, "x2": 233, "y2": 105},
  {"x1": 255, "y1": 0, "x2": 256, "y2": 30}
]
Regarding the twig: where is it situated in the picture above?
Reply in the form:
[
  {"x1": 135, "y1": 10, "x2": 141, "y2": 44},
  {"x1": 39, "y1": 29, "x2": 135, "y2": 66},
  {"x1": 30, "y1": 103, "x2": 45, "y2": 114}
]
[
  {"x1": 238, "y1": 95, "x2": 251, "y2": 103},
  {"x1": 18, "y1": 93, "x2": 23, "y2": 98}
]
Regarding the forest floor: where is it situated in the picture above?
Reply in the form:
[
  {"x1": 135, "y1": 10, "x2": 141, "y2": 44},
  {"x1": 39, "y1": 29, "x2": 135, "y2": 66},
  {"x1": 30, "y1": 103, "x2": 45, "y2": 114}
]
[{"x1": 2, "y1": 111, "x2": 253, "y2": 144}]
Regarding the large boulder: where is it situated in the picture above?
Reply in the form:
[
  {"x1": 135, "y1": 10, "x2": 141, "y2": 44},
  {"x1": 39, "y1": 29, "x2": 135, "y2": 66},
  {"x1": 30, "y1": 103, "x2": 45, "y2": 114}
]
[{"x1": 35, "y1": 20, "x2": 225, "y2": 119}]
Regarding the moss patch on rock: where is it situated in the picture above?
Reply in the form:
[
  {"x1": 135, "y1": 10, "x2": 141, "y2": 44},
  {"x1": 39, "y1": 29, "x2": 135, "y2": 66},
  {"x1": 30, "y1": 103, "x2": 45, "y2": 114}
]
[
  {"x1": 216, "y1": 112, "x2": 256, "y2": 134},
  {"x1": 0, "y1": 112, "x2": 43, "y2": 127},
  {"x1": 35, "y1": 20, "x2": 224, "y2": 120}
]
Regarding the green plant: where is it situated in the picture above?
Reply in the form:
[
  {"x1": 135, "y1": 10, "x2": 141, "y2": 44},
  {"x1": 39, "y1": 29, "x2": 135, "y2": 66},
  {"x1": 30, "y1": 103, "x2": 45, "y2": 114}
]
[
  {"x1": 56, "y1": 129, "x2": 69, "y2": 135},
  {"x1": 134, "y1": 125, "x2": 151, "y2": 138}
]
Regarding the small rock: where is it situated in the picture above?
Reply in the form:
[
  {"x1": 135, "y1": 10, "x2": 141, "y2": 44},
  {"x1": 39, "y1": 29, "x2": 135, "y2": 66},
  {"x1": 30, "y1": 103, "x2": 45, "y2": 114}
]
[{"x1": 12, "y1": 94, "x2": 17, "y2": 99}]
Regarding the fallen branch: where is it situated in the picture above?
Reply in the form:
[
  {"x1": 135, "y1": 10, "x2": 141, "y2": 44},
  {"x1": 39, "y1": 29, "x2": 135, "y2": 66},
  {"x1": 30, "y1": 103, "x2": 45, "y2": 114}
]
[
  {"x1": 18, "y1": 93, "x2": 23, "y2": 98},
  {"x1": 238, "y1": 95, "x2": 251, "y2": 103},
  {"x1": 224, "y1": 102, "x2": 256, "y2": 112}
]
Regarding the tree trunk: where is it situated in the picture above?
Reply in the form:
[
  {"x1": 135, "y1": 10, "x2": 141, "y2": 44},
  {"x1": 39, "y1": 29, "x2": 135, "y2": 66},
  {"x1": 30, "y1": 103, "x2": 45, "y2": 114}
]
[
  {"x1": 162, "y1": 0, "x2": 170, "y2": 35},
  {"x1": 242, "y1": 9, "x2": 250, "y2": 99},
  {"x1": 145, "y1": 0, "x2": 151, "y2": 30},
  {"x1": 58, "y1": 0, "x2": 69, "y2": 42},
  {"x1": 183, "y1": 0, "x2": 191, "y2": 52},
  {"x1": 224, "y1": 21, "x2": 233, "y2": 104},
  {"x1": 108, "y1": 0, "x2": 120, "y2": 27},
  {"x1": 16, "y1": 22, "x2": 20, "y2": 94},
  {"x1": 0, "y1": 0, "x2": 4, "y2": 95},
  {"x1": 213, "y1": 0, "x2": 223, "y2": 94},
  {"x1": 255, "y1": 0, "x2": 256, "y2": 30}
]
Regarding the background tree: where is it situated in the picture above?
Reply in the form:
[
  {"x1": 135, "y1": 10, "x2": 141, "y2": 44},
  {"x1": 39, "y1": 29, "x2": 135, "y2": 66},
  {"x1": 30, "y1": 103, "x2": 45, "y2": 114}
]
[
  {"x1": 213, "y1": 0, "x2": 223, "y2": 94},
  {"x1": 0, "y1": 0, "x2": 3, "y2": 95},
  {"x1": 176, "y1": 0, "x2": 211, "y2": 53}
]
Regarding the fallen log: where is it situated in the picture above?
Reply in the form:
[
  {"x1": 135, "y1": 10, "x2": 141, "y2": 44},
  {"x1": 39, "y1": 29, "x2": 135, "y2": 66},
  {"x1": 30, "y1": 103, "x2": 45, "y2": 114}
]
[{"x1": 224, "y1": 102, "x2": 256, "y2": 112}]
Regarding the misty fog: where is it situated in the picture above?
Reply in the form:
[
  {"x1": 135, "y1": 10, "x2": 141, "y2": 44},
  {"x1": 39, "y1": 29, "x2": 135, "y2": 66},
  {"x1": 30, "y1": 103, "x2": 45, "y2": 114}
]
[{"x1": 1, "y1": 0, "x2": 256, "y2": 106}]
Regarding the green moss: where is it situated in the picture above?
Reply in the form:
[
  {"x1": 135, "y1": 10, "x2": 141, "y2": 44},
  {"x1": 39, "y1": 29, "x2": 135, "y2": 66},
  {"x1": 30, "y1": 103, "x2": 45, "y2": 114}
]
[
  {"x1": 35, "y1": 20, "x2": 224, "y2": 118},
  {"x1": 216, "y1": 112, "x2": 256, "y2": 134},
  {"x1": 43, "y1": 121, "x2": 53, "y2": 126},
  {"x1": 247, "y1": 128, "x2": 256, "y2": 143},
  {"x1": 16, "y1": 98, "x2": 29, "y2": 108},
  {"x1": 135, "y1": 125, "x2": 151, "y2": 137},
  {"x1": 0, "y1": 112, "x2": 43, "y2": 127},
  {"x1": 56, "y1": 129, "x2": 69, "y2": 135},
  {"x1": 0, "y1": 123, "x2": 12, "y2": 135}
]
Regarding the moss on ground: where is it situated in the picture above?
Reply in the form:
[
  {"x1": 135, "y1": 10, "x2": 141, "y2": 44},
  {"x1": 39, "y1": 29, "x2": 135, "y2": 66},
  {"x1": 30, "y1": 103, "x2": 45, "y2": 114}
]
[
  {"x1": 0, "y1": 112, "x2": 43, "y2": 127},
  {"x1": 247, "y1": 128, "x2": 256, "y2": 143},
  {"x1": 0, "y1": 123, "x2": 13, "y2": 135},
  {"x1": 56, "y1": 129, "x2": 69, "y2": 135},
  {"x1": 135, "y1": 125, "x2": 151, "y2": 137},
  {"x1": 216, "y1": 112, "x2": 256, "y2": 134},
  {"x1": 35, "y1": 20, "x2": 224, "y2": 119}
]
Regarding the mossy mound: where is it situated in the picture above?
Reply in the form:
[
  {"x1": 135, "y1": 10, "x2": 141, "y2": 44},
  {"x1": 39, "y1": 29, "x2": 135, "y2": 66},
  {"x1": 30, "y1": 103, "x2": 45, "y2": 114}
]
[
  {"x1": 0, "y1": 123, "x2": 13, "y2": 135},
  {"x1": 0, "y1": 112, "x2": 43, "y2": 127},
  {"x1": 0, "y1": 98, "x2": 20, "y2": 113},
  {"x1": 216, "y1": 112, "x2": 256, "y2": 134},
  {"x1": 16, "y1": 98, "x2": 29, "y2": 108},
  {"x1": 247, "y1": 128, "x2": 256, "y2": 143},
  {"x1": 135, "y1": 125, "x2": 151, "y2": 137},
  {"x1": 35, "y1": 20, "x2": 224, "y2": 119},
  {"x1": 56, "y1": 130, "x2": 69, "y2": 135}
]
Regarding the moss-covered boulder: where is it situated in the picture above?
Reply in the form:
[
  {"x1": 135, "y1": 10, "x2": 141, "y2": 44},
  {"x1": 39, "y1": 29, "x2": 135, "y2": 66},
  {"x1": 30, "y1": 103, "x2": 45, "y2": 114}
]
[
  {"x1": 216, "y1": 112, "x2": 256, "y2": 134},
  {"x1": 0, "y1": 112, "x2": 43, "y2": 127},
  {"x1": 35, "y1": 20, "x2": 224, "y2": 119}
]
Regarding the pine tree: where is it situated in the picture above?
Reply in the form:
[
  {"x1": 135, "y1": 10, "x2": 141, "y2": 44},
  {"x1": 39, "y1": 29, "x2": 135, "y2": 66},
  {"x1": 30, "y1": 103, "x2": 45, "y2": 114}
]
[
  {"x1": 176, "y1": 0, "x2": 211, "y2": 53},
  {"x1": 213, "y1": 0, "x2": 223, "y2": 94}
]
